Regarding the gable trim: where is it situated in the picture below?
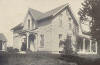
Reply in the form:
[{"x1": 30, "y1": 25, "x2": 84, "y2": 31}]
[
  {"x1": 67, "y1": 5, "x2": 79, "y2": 26},
  {"x1": 52, "y1": 4, "x2": 68, "y2": 16}
]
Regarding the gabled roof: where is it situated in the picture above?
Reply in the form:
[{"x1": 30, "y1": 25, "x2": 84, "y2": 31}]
[
  {"x1": 28, "y1": 8, "x2": 44, "y2": 20},
  {"x1": 28, "y1": 3, "x2": 78, "y2": 25},
  {"x1": 12, "y1": 3, "x2": 79, "y2": 30},
  {"x1": 0, "y1": 33, "x2": 7, "y2": 41},
  {"x1": 67, "y1": 6, "x2": 78, "y2": 26},
  {"x1": 38, "y1": 4, "x2": 67, "y2": 20},
  {"x1": 28, "y1": 4, "x2": 67, "y2": 21},
  {"x1": 11, "y1": 23, "x2": 23, "y2": 30}
]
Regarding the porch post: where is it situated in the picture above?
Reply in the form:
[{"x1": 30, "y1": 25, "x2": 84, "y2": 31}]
[
  {"x1": 26, "y1": 32, "x2": 29, "y2": 50},
  {"x1": 2, "y1": 42, "x2": 3, "y2": 50},
  {"x1": 5, "y1": 42, "x2": 7, "y2": 51},
  {"x1": 83, "y1": 38, "x2": 85, "y2": 52},
  {"x1": 90, "y1": 40, "x2": 92, "y2": 53},
  {"x1": 36, "y1": 34, "x2": 38, "y2": 51},
  {"x1": 96, "y1": 41, "x2": 98, "y2": 54}
]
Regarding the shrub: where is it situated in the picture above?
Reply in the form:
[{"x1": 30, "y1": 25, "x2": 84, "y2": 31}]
[
  {"x1": 59, "y1": 36, "x2": 77, "y2": 55},
  {"x1": 7, "y1": 47, "x2": 19, "y2": 53}
]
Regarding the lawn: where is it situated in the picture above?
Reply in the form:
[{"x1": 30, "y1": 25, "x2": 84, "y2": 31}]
[
  {"x1": 1, "y1": 52, "x2": 100, "y2": 65},
  {"x1": 60, "y1": 54, "x2": 100, "y2": 65},
  {"x1": 0, "y1": 52, "x2": 77, "y2": 65}
]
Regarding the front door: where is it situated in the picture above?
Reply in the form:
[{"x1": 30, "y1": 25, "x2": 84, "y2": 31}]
[{"x1": 28, "y1": 34, "x2": 35, "y2": 51}]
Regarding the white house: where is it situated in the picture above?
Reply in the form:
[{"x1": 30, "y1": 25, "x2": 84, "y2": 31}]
[
  {"x1": 0, "y1": 33, "x2": 7, "y2": 51},
  {"x1": 11, "y1": 4, "x2": 98, "y2": 54}
]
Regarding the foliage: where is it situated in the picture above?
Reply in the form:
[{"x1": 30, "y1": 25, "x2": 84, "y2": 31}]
[
  {"x1": 60, "y1": 36, "x2": 76, "y2": 55},
  {"x1": 78, "y1": 0, "x2": 100, "y2": 41},
  {"x1": 21, "y1": 42, "x2": 27, "y2": 51},
  {"x1": 7, "y1": 47, "x2": 19, "y2": 53}
]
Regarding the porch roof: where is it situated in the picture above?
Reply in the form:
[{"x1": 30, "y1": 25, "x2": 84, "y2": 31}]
[
  {"x1": 0, "y1": 33, "x2": 7, "y2": 42},
  {"x1": 11, "y1": 23, "x2": 24, "y2": 30},
  {"x1": 79, "y1": 34, "x2": 91, "y2": 39}
]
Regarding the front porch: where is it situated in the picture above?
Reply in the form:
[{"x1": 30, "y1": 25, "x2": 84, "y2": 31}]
[
  {"x1": 77, "y1": 37, "x2": 98, "y2": 55},
  {"x1": 19, "y1": 30, "x2": 38, "y2": 52}
]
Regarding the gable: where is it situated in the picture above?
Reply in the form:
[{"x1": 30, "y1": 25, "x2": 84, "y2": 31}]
[
  {"x1": 11, "y1": 4, "x2": 79, "y2": 31},
  {"x1": 38, "y1": 4, "x2": 67, "y2": 21},
  {"x1": 28, "y1": 8, "x2": 44, "y2": 20},
  {"x1": 48, "y1": 7, "x2": 79, "y2": 41},
  {"x1": 51, "y1": 8, "x2": 77, "y2": 32},
  {"x1": 37, "y1": 4, "x2": 79, "y2": 26},
  {"x1": 11, "y1": 23, "x2": 23, "y2": 31},
  {"x1": 52, "y1": 5, "x2": 78, "y2": 26},
  {"x1": 23, "y1": 12, "x2": 34, "y2": 30}
]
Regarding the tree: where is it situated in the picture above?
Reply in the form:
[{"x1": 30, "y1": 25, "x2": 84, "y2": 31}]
[
  {"x1": 78, "y1": 0, "x2": 100, "y2": 41},
  {"x1": 60, "y1": 36, "x2": 77, "y2": 55}
]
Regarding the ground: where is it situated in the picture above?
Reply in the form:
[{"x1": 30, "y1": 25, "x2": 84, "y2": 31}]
[
  {"x1": 60, "y1": 54, "x2": 100, "y2": 65},
  {"x1": 0, "y1": 52, "x2": 100, "y2": 65},
  {"x1": 0, "y1": 52, "x2": 77, "y2": 65}
]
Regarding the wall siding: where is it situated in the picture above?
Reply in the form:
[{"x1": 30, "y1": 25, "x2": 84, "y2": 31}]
[{"x1": 13, "y1": 32, "x2": 22, "y2": 50}]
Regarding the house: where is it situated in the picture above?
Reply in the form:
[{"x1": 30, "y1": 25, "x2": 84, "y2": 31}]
[
  {"x1": 11, "y1": 4, "x2": 98, "y2": 54},
  {"x1": 0, "y1": 33, "x2": 7, "y2": 51}
]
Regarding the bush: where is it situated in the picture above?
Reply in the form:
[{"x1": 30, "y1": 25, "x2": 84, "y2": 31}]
[
  {"x1": 21, "y1": 42, "x2": 26, "y2": 51},
  {"x1": 7, "y1": 47, "x2": 19, "y2": 53},
  {"x1": 59, "y1": 36, "x2": 77, "y2": 55}
]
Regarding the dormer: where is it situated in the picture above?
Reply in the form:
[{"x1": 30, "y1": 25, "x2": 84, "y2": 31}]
[
  {"x1": 23, "y1": 11, "x2": 36, "y2": 30},
  {"x1": 23, "y1": 8, "x2": 44, "y2": 30}
]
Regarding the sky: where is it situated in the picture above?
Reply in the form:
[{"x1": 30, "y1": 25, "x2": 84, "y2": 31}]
[{"x1": 0, "y1": 0, "x2": 84, "y2": 46}]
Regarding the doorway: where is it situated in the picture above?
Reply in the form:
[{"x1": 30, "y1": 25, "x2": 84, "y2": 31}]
[{"x1": 28, "y1": 34, "x2": 35, "y2": 50}]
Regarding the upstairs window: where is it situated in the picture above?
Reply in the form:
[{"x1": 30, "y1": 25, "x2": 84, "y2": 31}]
[
  {"x1": 69, "y1": 22, "x2": 72, "y2": 29},
  {"x1": 59, "y1": 34, "x2": 62, "y2": 40},
  {"x1": 40, "y1": 34, "x2": 44, "y2": 48},
  {"x1": 59, "y1": 14, "x2": 63, "y2": 27},
  {"x1": 69, "y1": 17, "x2": 72, "y2": 21},
  {"x1": 28, "y1": 19, "x2": 30, "y2": 29},
  {"x1": 59, "y1": 34, "x2": 64, "y2": 51}
]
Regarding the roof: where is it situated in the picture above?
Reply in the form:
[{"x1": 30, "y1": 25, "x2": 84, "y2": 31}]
[
  {"x1": 29, "y1": 4, "x2": 78, "y2": 24},
  {"x1": 11, "y1": 23, "x2": 24, "y2": 30},
  {"x1": 12, "y1": 4, "x2": 79, "y2": 30},
  {"x1": 67, "y1": 5, "x2": 78, "y2": 26},
  {"x1": 38, "y1": 4, "x2": 67, "y2": 20},
  {"x1": 28, "y1": 8, "x2": 44, "y2": 20},
  {"x1": 28, "y1": 4, "x2": 67, "y2": 21},
  {"x1": 0, "y1": 33, "x2": 7, "y2": 41},
  {"x1": 79, "y1": 34, "x2": 91, "y2": 39}
]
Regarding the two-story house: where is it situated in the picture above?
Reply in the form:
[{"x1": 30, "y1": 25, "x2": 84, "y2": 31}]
[{"x1": 11, "y1": 4, "x2": 98, "y2": 54}]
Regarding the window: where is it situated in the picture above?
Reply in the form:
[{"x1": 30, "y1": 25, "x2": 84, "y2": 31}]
[
  {"x1": 40, "y1": 34, "x2": 44, "y2": 48},
  {"x1": 68, "y1": 16, "x2": 72, "y2": 30},
  {"x1": 28, "y1": 19, "x2": 30, "y2": 29},
  {"x1": 59, "y1": 34, "x2": 64, "y2": 53},
  {"x1": 59, "y1": 34, "x2": 62, "y2": 40},
  {"x1": 69, "y1": 17, "x2": 72, "y2": 21},
  {"x1": 59, "y1": 14, "x2": 63, "y2": 26},
  {"x1": 69, "y1": 23, "x2": 71, "y2": 29}
]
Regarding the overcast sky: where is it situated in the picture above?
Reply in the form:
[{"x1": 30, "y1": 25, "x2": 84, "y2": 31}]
[{"x1": 0, "y1": 0, "x2": 84, "y2": 46}]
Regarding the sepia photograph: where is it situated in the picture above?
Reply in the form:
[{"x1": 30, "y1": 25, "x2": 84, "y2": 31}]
[{"x1": 0, "y1": 0, "x2": 100, "y2": 65}]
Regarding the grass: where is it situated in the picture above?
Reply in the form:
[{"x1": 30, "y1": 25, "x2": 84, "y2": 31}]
[
  {"x1": 60, "y1": 54, "x2": 100, "y2": 65},
  {"x1": 1, "y1": 52, "x2": 100, "y2": 65},
  {"x1": 0, "y1": 52, "x2": 77, "y2": 65}
]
